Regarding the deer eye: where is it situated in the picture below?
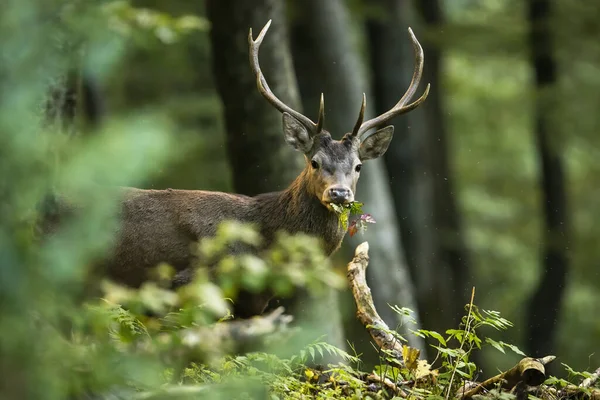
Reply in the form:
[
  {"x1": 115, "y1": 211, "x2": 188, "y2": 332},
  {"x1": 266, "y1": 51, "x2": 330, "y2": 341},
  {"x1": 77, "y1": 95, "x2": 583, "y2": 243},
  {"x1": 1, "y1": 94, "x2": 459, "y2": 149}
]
[
  {"x1": 355, "y1": 164, "x2": 362, "y2": 172},
  {"x1": 311, "y1": 159, "x2": 319, "y2": 169}
]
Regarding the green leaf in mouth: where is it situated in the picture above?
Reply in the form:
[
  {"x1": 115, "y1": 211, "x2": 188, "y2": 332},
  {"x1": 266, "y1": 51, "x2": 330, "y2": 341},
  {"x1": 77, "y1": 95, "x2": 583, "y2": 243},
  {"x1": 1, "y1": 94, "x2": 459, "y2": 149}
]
[{"x1": 330, "y1": 202, "x2": 375, "y2": 235}]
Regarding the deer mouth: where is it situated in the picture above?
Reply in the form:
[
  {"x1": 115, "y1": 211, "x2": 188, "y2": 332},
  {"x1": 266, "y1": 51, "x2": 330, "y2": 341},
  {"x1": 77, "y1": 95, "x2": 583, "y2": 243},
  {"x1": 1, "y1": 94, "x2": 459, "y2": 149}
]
[
  {"x1": 323, "y1": 202, "x2": 337, "y2": 212},
  {"x1": 323, "y1": 199, "x2": 353, "y2": 211}
]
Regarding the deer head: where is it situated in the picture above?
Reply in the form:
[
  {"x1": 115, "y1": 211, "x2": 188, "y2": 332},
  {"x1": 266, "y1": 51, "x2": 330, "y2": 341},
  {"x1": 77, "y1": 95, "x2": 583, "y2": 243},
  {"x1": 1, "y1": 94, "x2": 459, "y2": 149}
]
[{"x1": 248, "y1": 20, "x2": 429, "y2": 210}]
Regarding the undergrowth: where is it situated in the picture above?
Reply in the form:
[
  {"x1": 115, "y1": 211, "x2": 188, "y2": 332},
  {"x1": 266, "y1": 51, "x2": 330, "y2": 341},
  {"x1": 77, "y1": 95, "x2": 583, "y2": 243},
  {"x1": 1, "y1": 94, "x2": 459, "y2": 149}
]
[
  {"x1": 78, "y1": 287, "x2": 598, "y2": 399},
  {"x1": 54, "y1": 224, "x2": 599, "y2": 399}
]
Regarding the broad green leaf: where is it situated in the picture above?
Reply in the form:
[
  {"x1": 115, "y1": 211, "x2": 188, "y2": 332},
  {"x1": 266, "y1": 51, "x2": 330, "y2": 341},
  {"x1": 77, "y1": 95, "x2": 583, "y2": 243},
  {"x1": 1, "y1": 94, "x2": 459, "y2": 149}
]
[{"x1": 486, "y1": 338, "x2": 506, "y2": 353}]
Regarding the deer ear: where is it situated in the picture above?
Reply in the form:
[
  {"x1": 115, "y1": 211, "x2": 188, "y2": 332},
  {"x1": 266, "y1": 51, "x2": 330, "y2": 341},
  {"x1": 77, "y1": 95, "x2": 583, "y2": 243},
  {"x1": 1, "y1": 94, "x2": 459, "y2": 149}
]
[
  {"x1": 282, "y1": 112, "x2": 313, "y2": 153},
  {"x1": 359, "y1": 125, "x2": 394, "y2": 160}
]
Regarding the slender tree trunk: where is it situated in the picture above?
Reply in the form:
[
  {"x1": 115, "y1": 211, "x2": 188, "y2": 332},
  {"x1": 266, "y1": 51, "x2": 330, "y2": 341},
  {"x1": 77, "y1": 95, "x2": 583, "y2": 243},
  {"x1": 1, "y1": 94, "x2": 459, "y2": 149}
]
[
  {"x1": 415, "y1": 0, "x2": 473, "y2": 326},
  {"x1": 206, "y1": 0, "x2": 345, "y2": 352},
  {"x1": 78, "y1": 73, "x2": 104, "y2": 131},
  {"x1": 40, "y1": 54, "x2": 100, "y2": 229},
  {"x1": 290, "y1": 0, "x2": 424, "y2": 355},
  {"x1": 365, "y1": 0, "x2": 440, "y2": 334},
  {"x1": 525, "y1": 0, "x2": 569, "y2": 358}
]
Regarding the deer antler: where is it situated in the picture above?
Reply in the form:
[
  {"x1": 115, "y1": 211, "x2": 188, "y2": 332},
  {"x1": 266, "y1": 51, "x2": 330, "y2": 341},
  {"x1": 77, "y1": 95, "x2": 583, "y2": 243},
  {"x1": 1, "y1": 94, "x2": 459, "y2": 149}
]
[
  {"x1": 349, "y1": 28, "x2": 430, "y2": 142},
  {"x1": 249, "y1": 20, "x2": 325, "y2": 135}
]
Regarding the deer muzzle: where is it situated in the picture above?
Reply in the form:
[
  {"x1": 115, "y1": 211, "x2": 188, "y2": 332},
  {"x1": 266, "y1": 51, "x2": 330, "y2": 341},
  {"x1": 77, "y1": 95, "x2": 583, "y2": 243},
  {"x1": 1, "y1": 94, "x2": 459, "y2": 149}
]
[{"x1": 323, "y1": 186, "x2": 354, "y2": 205}]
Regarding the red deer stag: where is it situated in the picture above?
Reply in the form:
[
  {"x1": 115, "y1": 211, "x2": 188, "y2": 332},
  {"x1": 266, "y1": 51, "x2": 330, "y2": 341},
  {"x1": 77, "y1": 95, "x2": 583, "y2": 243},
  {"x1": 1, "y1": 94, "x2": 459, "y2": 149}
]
[{"x1": 43, "y1": 20, "x2": 429, "y2": 318}]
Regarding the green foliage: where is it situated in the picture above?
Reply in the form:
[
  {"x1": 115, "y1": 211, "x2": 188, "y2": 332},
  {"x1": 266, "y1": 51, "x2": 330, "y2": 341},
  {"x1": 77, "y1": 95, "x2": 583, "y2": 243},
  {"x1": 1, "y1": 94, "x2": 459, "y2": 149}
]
[
  {"x1": 63, "y1": 290, "x2": 600, "y2": 399},
  {"x1": 18, "y1": 218, "x2": 351, "y2": 398},
  {"x1": 384, "y1": 301, "x2": 528, "y2": 397},
  {"x1": 331, "y1": 201, "x2": 376, "y2": 236},
  {"x1": 443, "y1": 0, "x2": 600, "y2": 373},
  {"x1": 331, "y1": 201, "x2": 364, "y2": 230},
  {"x1": 289, "y1": 341, "x2": 360, "y2": 366},
  {"x1": 2, "y1": 0, "x2": 599, "y2": 398},
  {"x1": 103, "y1": 1, "x2": 209, "y2": 44},
  {"x1": 199, "y1": 221, "x2": 346, "y2": 300}
]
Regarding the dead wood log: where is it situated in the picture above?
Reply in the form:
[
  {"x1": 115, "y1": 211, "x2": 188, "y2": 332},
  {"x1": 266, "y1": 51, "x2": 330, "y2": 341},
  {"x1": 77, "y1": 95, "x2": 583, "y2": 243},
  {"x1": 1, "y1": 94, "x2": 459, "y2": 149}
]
[
  {"x1": 459, "y1": 356, "x2": 556, "y2": 399},
  {"x1": 367, "y1": 373, "x2": 409, "y2": 398},
  {"x1": 169, "y1": 306, "x2": 293, "y2": 361},
  {"x1": 544, "y1": 368, "x2": 600, "y2": 400},
  {"x1": 346, "y1": 242, "x2": 405, "y2": 362},
  {"x1": 546, "y1": 385, "x2": 600, "y2": 400},
  {"x1": 581, "y1": 367, "x2": 600, "y2": 389}
]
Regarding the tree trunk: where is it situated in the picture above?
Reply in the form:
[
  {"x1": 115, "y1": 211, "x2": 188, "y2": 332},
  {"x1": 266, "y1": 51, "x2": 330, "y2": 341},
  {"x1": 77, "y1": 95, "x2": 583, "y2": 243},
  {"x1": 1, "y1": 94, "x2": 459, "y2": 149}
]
[
  {"x1": 290, "y1": 0, "x2": 424, "y2": 355},
  {"x1": 40, "y1": 53, "x2": 102, "y2": 232},
  {"x1": 206, "y1": 0, "x2": 302, "y2": 194},
  {"x1": 525, "y1": 0, "x2": 569, "y2": 358},
  {"x1": 414, "y1": 0, "x2": 473, "y2": 327},
  {"x1": 206, "y1": 0, "x2": 345, "y2": 352},
  {"x1": 365, "y1": 0, "x2": 441, "y2": 335}
]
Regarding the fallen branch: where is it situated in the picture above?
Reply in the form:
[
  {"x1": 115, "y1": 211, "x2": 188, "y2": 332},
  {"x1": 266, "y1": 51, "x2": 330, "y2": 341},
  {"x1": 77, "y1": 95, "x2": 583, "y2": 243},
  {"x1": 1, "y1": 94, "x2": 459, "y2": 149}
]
[
  {"x1": 346, "y1": 242, "x2": 404, "y2": 362},
  {"x1": 546, "y1": 385, "x2": 600, "y2": 400},
  {"x1": 367, "y1": 372, "x2": 409, "y2": 398},
  {"x1": 459, "y1": 356, "x2": 556, "y2": 399},
  {"x1": 172, "y1": 306, "x2": 293, "y2": 361},
  {"x1": 343, "y1": 243, "x2": 597, "y2": 400},
  {"x1": 581, "y1": 367, "x2": 600, "y2": 389}
]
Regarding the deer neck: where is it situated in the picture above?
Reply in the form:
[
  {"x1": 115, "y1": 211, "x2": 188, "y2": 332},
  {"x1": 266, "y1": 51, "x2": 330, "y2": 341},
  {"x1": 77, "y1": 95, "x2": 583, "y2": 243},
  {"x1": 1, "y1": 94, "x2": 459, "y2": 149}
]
[{"x1": 253, "y1": 168, "x2": 346, "y2": 256}]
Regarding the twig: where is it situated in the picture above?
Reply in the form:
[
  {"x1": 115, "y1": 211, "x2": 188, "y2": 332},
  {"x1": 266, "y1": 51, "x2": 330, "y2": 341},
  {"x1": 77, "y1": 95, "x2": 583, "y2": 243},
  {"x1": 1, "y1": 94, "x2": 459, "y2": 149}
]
[
  {"x1": 346, "y1": 242, "x2": 404, "y2": 362},
  {"x1": 581, "y1": 367, "x2": 600, "y2": 388},
  {"x1": 456, "y1": 380, "x2": 482, "y2": 398},
  {"x1": 447, "y1": 287, "x2": 476, "y2": 400},
  {"x1": 367, "y1": 372, "x2": 409, "y2": 398},
  {"x1": 460, "y1": 356, "x2": 556, "y2": 399},
  {"x1": 546, "y1": 384, "x2": 600, "y2": 400}
]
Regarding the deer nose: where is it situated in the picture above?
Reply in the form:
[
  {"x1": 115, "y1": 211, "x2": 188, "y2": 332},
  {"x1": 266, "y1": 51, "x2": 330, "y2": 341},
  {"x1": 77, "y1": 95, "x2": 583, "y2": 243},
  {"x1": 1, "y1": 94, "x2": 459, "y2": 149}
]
[{"x1": 328, "y1": 187, "x2": 352, "y2": 204}]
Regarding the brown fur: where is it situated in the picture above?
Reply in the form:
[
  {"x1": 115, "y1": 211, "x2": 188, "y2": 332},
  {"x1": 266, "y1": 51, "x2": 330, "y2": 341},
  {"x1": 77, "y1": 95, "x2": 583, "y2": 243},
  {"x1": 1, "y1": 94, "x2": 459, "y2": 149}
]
[
  {"x1": 41, "y1": 154, "x2": 351, "y2": 317},
  {"x1": 107, "y1": 167, "x2": 345, "y2": 288}
]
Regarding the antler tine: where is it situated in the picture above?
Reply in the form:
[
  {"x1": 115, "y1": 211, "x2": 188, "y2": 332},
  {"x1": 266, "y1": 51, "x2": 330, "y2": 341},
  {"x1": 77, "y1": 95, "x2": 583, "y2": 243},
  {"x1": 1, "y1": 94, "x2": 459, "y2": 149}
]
[
  {"x1": 248, "y1": 20, "x2": 321, "y2": 133},
  {"x1": 315, "y1": 93, "x2": 325, "y2": 133},
  {"x1": 354, "y1": 28, "x2": 430, "y2": 141},
  {"x1": 349, "y1": 93, "x2": 366, "y2": 138}
]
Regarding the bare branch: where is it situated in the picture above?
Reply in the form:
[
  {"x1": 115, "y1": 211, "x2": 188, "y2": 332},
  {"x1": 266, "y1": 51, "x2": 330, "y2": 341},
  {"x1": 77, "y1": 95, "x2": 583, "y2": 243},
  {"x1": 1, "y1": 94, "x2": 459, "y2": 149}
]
[
  {"x1": 458, "y1": 356, "x2": 556, "y2": 399},
  {"x1": 581, "y1": 367, "x2": 600, "y2": 389},
  {"x1": 346, "y1": 242, "x2": 404, "y2": 361},
  {"x1": 175, "y1": 306, "x2": 293, "y2": 361}
]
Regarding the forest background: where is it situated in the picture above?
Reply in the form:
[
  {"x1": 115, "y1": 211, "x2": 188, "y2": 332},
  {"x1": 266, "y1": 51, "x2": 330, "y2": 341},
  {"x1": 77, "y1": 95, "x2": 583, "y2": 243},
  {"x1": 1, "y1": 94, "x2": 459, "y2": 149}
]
[{"x1": 1, "y1": 0, "x2": 598, "y2": 398}]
